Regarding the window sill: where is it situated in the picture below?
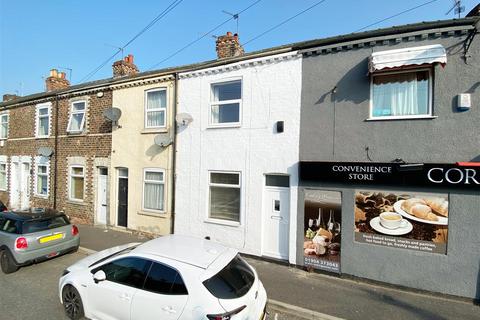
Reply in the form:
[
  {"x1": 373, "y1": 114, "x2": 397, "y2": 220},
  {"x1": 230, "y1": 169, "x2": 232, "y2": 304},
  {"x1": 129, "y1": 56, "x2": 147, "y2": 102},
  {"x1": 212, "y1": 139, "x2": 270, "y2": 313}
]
[
  {"x1": 207, "y1": 123, "x2": 241, "y2": 129},
  {"x1": 66, "y1": 199, "x2": 87, "y2": 206},
  {"x1": 204, "y1": 218, "x2": 241, "y2": 227},
  {"x1": 138, "y1": 210, "x2": 169, "y2": 218},
  {"x1": 34, "y1": 194, "x2": 49, "y2": 199},
  {"x1": 35, "y1": 136, "x2": 50, "y2": 139},
  {"x1": 66, "y1": 131, "x2": 86, "y2": 135},
  {"x1": 365, "y1": 115, "x2": 438, "y2": 121},
  {"x1": 141, "y1": 128, "x2": 168, "y2": 134}
]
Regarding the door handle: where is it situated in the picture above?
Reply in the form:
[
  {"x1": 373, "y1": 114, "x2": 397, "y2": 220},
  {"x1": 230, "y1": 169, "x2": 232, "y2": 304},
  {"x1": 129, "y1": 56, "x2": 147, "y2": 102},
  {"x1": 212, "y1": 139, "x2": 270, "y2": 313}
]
[
  {"x1": 162, "y1": 306, "x2": 177, "y2": 314},
  {"x1": 101, "y1": 204, "x2": 107, "y2": 207},
  {"x1": 271, "y1": 215, "x2": 283, "y2": 220},
  {"x1": 119, "y1": 293, "x2": 131, "y2": 301}
]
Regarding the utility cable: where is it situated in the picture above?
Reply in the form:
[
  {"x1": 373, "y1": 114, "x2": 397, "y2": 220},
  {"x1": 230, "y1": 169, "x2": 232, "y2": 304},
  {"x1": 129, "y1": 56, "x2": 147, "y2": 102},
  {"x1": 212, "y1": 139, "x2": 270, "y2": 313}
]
[
  {"x1": 148, "y1": 0, "x2": 263, "y2": 70},
  {"x1": 355, "y1": 0, "x2": 440, "y2": 32},
  {"x1": 79, "y1": 0, "x2": 184, "y2": 83},
  {"x1": 243, "y1": 0, "x2": 328, "y2": 46}
]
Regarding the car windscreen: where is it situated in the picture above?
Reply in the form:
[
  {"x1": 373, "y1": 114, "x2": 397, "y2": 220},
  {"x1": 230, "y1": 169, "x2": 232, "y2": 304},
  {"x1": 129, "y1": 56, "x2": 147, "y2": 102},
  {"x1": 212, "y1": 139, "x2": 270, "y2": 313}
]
[
  {"x1": 203, "y1": 254, "x2": 255, "y2": 299},
  {"x1": 22, "y1": 215, "x2": 70, "y2": 234}
]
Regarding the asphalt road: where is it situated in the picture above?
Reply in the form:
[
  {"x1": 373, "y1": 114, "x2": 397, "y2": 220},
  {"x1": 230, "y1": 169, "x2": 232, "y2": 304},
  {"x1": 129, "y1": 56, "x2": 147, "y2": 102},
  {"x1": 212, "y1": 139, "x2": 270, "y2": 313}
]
[{"x1": 0, "y1": 251, "x2": 305, "y2": 320}]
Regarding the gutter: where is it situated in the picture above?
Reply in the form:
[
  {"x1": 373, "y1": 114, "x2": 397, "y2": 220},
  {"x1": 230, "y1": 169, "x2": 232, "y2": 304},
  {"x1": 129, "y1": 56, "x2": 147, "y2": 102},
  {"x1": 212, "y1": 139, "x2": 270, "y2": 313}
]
[
  {"x1": 53, "y1": 94, "x2": 59, "y2": 209},
  {"x1": 170, "y1": 73, "x2": 179, "y2": 235}
]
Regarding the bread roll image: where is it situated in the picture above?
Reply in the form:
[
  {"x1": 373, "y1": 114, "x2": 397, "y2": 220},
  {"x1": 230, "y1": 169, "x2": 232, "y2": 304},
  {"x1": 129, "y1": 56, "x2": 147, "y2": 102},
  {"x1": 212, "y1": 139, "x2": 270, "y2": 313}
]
[
  {"x1": 410, "y1": 204, "x2": 439, "y2": 221},
  {"x1": 316, "y1": 228, "x2": 333, "y2": 241},
  {"x1": 401, "y1": 198, "x2": 427, "y2": 212},
  {"x1": 424, "y1": 197, "x2": 448, "y2": 217}
]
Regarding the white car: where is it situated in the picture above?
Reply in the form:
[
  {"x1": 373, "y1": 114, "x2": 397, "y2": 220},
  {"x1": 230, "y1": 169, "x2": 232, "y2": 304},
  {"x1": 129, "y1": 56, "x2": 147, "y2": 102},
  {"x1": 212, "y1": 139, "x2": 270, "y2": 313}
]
[{"x1": 59, "y1": 235, "x2": 268, "y2": 320}]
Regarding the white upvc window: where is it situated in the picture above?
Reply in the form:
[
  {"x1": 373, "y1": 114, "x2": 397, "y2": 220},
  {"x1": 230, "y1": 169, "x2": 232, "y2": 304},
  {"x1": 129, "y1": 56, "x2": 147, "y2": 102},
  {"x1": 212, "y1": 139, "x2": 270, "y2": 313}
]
[
  {"x1": 69, "y1": 166, "x2": 85, "y2": 201},
  {"x1": 0, "y1": 161, "x2": 7, "y2": 191},
  {"x1": 209, "y1": 80, "x2": 242, "y2": 126},
  {"x1": 370, "y1": 69, "x2": 432, "y2": 120},
  {"x1": 142, "y1": 168, "x2": 165, "y2": 212},
  {"x1": 208, "y1": 171, "x2": 241, "y2": 223},
  {"x1": 36, "y1": 103, "x2": 51, "y2": 138},
  {"x1": 67, "y1": 101, "x2": 86, "y2": 133},
  {"x1": 0, "y1": 114, "x2": 9, "y2": 139},
  {"x1": 145, "y1": 89, "x2": 167, "y2": 129},
  {"x1": 35, "y1": 157, "x2": 49, "y2": 197}
]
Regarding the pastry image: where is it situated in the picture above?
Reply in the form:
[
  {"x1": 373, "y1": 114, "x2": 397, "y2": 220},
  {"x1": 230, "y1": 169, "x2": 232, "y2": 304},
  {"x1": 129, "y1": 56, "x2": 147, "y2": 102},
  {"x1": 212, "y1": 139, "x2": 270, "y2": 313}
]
[
  {"x1": 316, "y1": 228, "x2": 333, "y2": 241},
  {"x1": 401, "y1": 198, "x2": 439, "y2": 221},
  {"x1": 423, "y1": 197, "x2": 449, "y2": 217}
]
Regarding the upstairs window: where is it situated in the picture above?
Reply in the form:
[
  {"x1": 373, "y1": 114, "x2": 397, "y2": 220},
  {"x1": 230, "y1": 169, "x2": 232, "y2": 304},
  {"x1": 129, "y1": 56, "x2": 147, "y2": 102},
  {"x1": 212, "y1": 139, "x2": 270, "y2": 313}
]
[
  {"x1": 210, "y1": 80, "x2": 241, "y2": 126},
  {"x1": 0, "y1": 114, "x2": 8, "y2": 139},
  {"x1": 145, "y1": 89, "x2": 167, "y2": 129},
  {"x1": 67, "y1": 101, "x2": 86, "y2": 133},
  {"x1": 36, "y1": 103, "x2": 51, "y2": 138},
  {"x1": 371, "y1": 69, "x2": 431, "y2": 119}
]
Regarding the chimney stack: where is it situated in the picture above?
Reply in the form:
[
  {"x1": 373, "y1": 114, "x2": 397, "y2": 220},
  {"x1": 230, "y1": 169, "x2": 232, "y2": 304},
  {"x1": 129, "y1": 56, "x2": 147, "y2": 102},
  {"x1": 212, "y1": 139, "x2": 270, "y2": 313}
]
[
  {"x1": 45, "y1": 69, "x2": 70, "y2": 92},
  {"x1": 112, "y1": 54, "x2": 139, "y2": 78},
  {"x1": 215, "y1": 32, "x2": 244, "y2": 59},
  {"x1": 3, "y1": 94, "x2": 19, "y2": 102}
]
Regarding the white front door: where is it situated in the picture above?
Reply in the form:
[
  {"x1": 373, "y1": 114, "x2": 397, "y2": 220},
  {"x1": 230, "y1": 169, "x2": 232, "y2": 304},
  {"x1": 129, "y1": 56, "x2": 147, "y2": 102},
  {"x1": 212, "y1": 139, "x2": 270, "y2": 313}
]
[
  {"x1": 97, "y1": 168, "x2": 108, "y2": 225},
  {"x1": 262, "y1": 187, "x2": 290, "y2": 260},
  {"x1": 10, "y1": 160, "x2": 30, "y2": 210},
  {"x1": 20, "y1": 163, "x2": 31, "y2": 209},
  {"x1": 10, "y1": 162, "x2": 20, "y2": 209}
]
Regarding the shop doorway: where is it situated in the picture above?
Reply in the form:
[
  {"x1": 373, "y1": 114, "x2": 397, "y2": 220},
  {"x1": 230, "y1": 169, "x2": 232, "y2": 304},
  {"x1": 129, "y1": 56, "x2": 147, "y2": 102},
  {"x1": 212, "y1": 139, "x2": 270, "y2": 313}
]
[
  {"x1": 96, "y1": 167, "x2": 108, "y2": 225},
  {"x1": 117, "y1": 168, "x2": 128, "y2": 228},
  {"x1": 262, "y1": 174, "x2": 290, "y2": 260},
  {"x1": 10, "y1": 158, "x2": 31, "y2": 210}
]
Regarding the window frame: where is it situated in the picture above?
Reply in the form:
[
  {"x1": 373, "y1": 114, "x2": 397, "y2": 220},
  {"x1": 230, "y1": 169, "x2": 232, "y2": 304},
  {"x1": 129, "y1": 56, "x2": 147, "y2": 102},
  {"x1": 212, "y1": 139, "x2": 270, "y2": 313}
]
[
  {"x1": 207, "y1": 170, "x2": 242, "y2": 225},
  {"x1": 144, "y1": 88, "x2": 167, "y2": 129},
  {"x1": 208, "y1": 79, "x2": 242, "y2": 128},
  {"x1": 35, "y1": 102, "x2": 51, "y2": 138},
  {"x1": 67, "y1": 100, "x2": 87, "y2": 133},
  {"x1": 34, "y1": 159, "x2": 49, "y2": 198},
  {"x1": 142, "y1": 168, "x2": 166, "y2": 213},
  {"x1": 368, "y1": 68, "x2": 433, "y2": 120},
  {"x1": 0, "y1": 161, "x2": 7, "y2": 191},
  {"x1": 0, "y1": 113, "x2": 9, "y2": 139},
  {"x1": 68, "y1": 165, "x2": 85, "y2": 202},
  {"x1": 142, "y1": 261, "x2": 189, "y2": 296}
]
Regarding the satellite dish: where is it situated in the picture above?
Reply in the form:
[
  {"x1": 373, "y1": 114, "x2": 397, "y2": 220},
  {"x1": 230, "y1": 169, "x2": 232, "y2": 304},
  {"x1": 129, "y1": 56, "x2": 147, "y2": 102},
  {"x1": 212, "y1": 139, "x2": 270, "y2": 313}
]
[
  {"x1": 38, "y1": 147, "x2": 54, "y2": 157},
  {"x1": 154, "y1": 135, "x2": 173, "y2": 147},
  {"x1": 103, "y1": 107, "x2": 122, "y2": 124},
  {"x1": 175, "y1": 113, "x2": 193, "y2": 126}
]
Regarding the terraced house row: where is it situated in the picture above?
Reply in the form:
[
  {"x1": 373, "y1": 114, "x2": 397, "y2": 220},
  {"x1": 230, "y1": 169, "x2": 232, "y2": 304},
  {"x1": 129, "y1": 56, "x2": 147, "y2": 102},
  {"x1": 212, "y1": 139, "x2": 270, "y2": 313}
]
[{"x1": 1, "y1": 11, "x2": 479, "y2": 300}]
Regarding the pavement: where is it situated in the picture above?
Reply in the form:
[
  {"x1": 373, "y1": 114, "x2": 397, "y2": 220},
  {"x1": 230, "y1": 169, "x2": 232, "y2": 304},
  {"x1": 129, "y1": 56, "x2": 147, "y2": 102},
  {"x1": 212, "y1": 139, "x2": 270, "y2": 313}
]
[{"x1": 77, "y1": 224, "x2": 479, "y2": 320}]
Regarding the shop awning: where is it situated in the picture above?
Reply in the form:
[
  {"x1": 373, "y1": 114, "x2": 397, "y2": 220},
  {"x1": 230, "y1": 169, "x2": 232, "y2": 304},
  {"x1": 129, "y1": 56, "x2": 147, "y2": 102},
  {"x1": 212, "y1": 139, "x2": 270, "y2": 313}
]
[{"x1": 368, "y1": 44, "x2": 447, "y2": 73}]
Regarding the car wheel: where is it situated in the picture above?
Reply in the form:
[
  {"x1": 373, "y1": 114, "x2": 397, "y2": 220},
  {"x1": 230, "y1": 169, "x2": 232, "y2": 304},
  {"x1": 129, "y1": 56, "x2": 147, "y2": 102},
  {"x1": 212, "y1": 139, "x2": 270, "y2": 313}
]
[
  {"x1": 62, "y1": 285, "x2": 85, "y2": 320},
  {"x1": 0, "y1": 249, "x2": 19, "y2": 274}
]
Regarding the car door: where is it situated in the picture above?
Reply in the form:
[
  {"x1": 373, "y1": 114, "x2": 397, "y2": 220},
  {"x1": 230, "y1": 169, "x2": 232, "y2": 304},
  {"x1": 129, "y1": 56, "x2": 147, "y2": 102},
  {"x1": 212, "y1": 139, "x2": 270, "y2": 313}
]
[
  {"x1": 130, "y1": 262, "x2": 189, "y2": 320},
  {"x1": 88, "y1": 257, "x2": 152, "y2": 320}
]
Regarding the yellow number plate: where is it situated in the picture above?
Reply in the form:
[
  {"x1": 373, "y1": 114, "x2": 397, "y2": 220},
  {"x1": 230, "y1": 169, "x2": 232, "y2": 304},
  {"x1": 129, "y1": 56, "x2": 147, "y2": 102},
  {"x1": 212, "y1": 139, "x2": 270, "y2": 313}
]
[{"x1": 39, "y1": 233, "x2": 64, "y2": 243}]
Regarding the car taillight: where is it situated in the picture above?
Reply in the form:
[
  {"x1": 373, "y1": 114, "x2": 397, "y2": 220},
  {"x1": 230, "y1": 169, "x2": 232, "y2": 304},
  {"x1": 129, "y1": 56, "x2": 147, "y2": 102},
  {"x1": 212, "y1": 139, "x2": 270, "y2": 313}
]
[
  {"x1": 206, "y1": 305, "x2": 246, "y2": 320},
  {"x1": 71, "y1": 225, "x2": 79, "y2": 236},
  {"x1": 15, "y1": 237, "x2": 28, "y2": 250}
]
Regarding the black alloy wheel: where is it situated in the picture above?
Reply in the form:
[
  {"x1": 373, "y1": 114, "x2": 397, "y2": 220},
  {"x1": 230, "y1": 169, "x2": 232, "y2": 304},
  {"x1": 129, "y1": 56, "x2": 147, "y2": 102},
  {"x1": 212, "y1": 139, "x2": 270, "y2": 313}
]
[
  {"x1": 0, "y1": 249, "x2": 19, "y2": 274},
  {"x1": 62, "y1": 285, "x2": 84, "y2": 320}
]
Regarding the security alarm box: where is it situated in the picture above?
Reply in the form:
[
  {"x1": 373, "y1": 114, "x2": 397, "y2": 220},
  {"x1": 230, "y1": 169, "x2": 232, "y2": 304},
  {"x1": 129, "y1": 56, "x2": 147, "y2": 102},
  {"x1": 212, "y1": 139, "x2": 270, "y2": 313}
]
[{"x1": 457, "y1": 93, "x2": 471, "y2": 110}]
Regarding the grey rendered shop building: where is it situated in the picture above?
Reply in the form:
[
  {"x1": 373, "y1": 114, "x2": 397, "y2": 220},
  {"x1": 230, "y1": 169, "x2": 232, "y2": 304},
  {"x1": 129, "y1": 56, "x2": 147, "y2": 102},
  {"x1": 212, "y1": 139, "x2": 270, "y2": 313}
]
[{"x1": 295, "y1": 15, "x2": 480, "y2": 300}]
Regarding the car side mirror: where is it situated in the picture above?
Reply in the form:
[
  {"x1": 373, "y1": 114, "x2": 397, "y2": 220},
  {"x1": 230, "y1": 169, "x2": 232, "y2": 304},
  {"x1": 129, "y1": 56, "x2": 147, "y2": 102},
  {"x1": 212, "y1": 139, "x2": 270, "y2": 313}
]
[{"x1": 93, "y1": 270, "x2": 106, "y2": 284}]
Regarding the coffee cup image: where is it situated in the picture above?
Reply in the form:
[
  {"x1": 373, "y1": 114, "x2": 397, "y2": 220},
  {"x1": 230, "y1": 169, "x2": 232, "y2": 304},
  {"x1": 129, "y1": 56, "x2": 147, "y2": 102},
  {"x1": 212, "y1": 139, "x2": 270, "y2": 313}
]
[{"x1": 379, "y1": 212, "x2": 408, "y2": 229}]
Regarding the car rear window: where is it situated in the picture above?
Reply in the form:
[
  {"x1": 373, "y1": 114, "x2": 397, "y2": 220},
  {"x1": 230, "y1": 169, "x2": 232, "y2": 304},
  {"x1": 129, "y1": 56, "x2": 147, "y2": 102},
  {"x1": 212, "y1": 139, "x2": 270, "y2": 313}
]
[
  {"x1": 0, "y1": 218, "x2": 19, "y2": 234},
  {"x1": 203, "y1": 254, "x2": 255, "y2": 299},
  {"x1": 22, "y1": 215, "x2": 70, "y2": 233}
]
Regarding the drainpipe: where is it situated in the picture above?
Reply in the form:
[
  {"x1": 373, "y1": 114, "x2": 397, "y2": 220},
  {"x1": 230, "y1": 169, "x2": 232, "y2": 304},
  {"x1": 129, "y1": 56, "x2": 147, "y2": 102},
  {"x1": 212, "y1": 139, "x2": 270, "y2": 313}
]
[
  {"x1": 53, "y1": 94, "x2": 59, "y2": 210},
  {"x1": 170, "y1": 73, "x2": 179, "y2": 234}
]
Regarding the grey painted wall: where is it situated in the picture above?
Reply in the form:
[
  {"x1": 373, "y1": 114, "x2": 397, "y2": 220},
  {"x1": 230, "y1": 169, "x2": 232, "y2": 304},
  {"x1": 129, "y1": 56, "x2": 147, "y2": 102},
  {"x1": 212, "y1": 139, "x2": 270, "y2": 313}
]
[{"x1": 298, "y1": 27, "x2": 480, "y2": 299}]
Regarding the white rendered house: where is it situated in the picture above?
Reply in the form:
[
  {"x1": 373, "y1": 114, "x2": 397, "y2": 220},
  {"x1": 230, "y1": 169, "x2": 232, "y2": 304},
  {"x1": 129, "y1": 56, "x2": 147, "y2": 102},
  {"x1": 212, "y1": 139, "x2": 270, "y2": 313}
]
[{"x1": 174, "y1": 51, "x2": 302, "y2": 263}]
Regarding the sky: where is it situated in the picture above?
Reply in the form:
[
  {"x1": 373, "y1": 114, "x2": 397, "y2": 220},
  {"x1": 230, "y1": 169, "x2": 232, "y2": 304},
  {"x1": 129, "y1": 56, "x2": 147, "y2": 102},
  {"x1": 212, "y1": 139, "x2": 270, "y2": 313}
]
[{"x1": 1, "y1": 0, "x2": 478, "y2": 96}]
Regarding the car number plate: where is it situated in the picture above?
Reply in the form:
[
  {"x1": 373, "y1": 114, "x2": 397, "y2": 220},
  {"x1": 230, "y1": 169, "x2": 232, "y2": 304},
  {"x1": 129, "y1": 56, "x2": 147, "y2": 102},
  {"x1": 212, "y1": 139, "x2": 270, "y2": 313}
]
[{"x1": 39, "y1": 233, "x2": 64, "y2": 243}]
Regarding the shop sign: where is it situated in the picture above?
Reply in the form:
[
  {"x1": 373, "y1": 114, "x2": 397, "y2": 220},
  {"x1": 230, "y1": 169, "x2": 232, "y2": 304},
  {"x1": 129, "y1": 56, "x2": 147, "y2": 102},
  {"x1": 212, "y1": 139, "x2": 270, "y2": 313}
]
[
  {"x1": 354, "y1": 190, "x2": 448, "y2": 255},
  {"x1": 300, "y1": 162, "x2": 480, "y2": 190}
]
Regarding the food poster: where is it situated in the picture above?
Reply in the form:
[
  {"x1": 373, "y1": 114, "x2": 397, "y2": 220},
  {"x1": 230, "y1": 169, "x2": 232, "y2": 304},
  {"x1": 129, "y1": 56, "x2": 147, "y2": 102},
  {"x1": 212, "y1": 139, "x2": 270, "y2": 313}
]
[
  {"x1": 303, "y1": 190, "x2": 342, "y2": 273},
  {"x1": 354, "y1": 190, "x2": 449, "y2": 254}
]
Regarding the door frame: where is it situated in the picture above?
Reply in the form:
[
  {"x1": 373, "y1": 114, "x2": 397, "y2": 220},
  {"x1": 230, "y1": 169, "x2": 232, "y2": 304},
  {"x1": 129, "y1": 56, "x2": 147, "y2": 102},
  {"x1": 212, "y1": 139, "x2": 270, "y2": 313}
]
[
  {"x1": 95, "y1": 167, "x2": 109, "y2": 226},
  {"x1": 261, "y1": 185, "x2": 290, "y2": 260},
  {"x1": 10, "y1": 156, "x2": 31, "y2": 210}
]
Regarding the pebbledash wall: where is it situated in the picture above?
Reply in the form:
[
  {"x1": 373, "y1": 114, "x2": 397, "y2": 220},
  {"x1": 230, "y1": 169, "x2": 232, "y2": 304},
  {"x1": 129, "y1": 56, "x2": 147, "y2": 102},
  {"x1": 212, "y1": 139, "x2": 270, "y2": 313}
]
[
  {"x1": 175, "y1": 51, "x2": 302, "y2": 263},
  {"x1": 0, "y1": 86, "x2": 112, "y2": 225},
  {"x1": 297, "y1": 18, "x2": 480, "y2": 299}
]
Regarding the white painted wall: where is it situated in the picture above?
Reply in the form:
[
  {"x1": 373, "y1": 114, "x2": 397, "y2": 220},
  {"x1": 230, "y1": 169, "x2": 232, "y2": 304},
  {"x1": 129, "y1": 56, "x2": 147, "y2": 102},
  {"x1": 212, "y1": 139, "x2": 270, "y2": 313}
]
[{"x1": 175, "y1": 52, "x2": 302, "y2": 263}]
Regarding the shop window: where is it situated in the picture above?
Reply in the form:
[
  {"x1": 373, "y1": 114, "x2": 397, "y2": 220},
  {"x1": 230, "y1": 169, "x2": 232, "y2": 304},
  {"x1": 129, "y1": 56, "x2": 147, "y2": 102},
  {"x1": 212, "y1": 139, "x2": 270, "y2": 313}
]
[
  {"x1": 370, "y1": 69, "x2": 431, "y2": 119},
  {"x1": 67, "y1": 101, "x2": 86, "y2": 133},
  {"x1": 69, "y1": 166, "x2": 85, "y2": 201},
  {"x1": 0, "y1": 162, "x2": 6, "y2": 190},
  {"x1": 36, "y1": 103, "x2": 51, "y2": 138},
  {"x1": 0, "y1": 114, "x2": 8, "y2": 139},
  {"x1": 210, "y1": 80, "x2": 241, "y2": 126},
  {"x1": 143, "y1": 169, "x2": 165, "y2": 212},
  {"x1": 145, "y1": 89, "x2": 167, "y2": 129},
  {"x1": 209, "y1": 171, "x2": 241, "y2": 222}
]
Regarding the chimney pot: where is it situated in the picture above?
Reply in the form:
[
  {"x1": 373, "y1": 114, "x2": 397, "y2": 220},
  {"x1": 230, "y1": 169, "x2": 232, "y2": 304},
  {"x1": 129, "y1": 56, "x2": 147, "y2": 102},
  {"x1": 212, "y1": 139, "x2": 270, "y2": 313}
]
[
  {"x1": 215, "y1": 31, "x2": 244, "y2": 59},
  {"x1": 113, "y1": 53, "x2": 139, "y2": 78},
  {"x1": 3, "y1": 94, "x2": 19, "y2": 102},
  {"x1": 45, "y1": 69, "x2": 70, "y2": 92},
  {"x1": 226, "y1": 31, "x2": 232, "y2": 36},
  {"x1": 50, "y1": 69, "x2": 58, "y2": 78}
]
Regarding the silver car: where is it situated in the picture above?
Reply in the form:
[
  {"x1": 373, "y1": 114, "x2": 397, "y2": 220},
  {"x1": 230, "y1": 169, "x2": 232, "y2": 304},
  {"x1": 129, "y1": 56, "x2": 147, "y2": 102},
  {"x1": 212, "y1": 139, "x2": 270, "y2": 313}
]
[{"x1": 0, "y1": 208, "x2": 80, "y2": 274}]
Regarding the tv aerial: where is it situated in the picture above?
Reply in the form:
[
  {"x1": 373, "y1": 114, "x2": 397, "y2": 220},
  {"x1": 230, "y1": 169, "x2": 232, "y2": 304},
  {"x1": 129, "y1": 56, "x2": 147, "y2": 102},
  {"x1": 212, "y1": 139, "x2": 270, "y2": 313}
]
[
  {"x1": 154, "y1": 135, "x2": 173, "y2": 148},
  {"x1": 103, "y1": 107, "x2": 122, "y2": 128},
  {"x1": 222, "y1": 10, "x2": 240, "y2": 34},
  {"x1": 446, "y1": 0, "x2": 464, "y2": 18},
  {"x1": 175, "y1": 113, "x2": 193, "y2": 126},
  {"x1": 37, "y1": 146, "x2": 54, "y2": 157}
]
